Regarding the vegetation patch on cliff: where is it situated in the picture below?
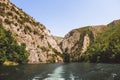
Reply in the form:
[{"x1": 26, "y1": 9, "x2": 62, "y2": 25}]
[{"x1": 0, "y1": 24, "x2": 28, "y2": 64}]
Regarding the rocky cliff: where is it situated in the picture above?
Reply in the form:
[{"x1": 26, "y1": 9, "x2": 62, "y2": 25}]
[
  {"x1": 60, "y1": 20, "x2": 120, "y2": 63},
  {"x1": 0, "y1": 0, "x2": 63, "y2": 64},
  {"x1": 53, "y1": 36, "x2": 63, "y2": 45},
  {"x1": 60, "y1": 25, "x2": 107, "y2": 61}
]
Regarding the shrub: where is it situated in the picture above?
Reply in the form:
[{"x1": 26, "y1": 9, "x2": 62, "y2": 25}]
[
  {"x1": 40, "y1": 35, "x2": 44, "y2": 39},
  {"x1": 40, "y1": 46, "x2": 49, "y2": 52},
  {"x1": 0, "y1": 24, "x2": 28, "y2": 64},
  {"x1": 33, "y1": 30, "x2": 39, "y2": 35},
  {"x1": 0, "y1": 18, "x2": 2, "y2": 24},
  {"x1": 24, "y1": 25, "x2": 32, "y2": 34},
  {"x1": 14, "y1": 23, "x2": 18, "y2": 26},
  {"x1": 4, "y1": 19, "x2": 11, "y2": 24},
  {"x1": 7, "y1": 12, "x2": 13, "y2": 16}
]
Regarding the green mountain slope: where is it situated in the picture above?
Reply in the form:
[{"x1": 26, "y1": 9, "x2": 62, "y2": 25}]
[
  {"x1": 60, "y1": 19, "x2": 120, "y2": 63},
  {"x1": 0, "y1": 24, "x2": 28, "y2": 64},
  {"x1": 81, "y1": 20, "x2": 120, "y2": 63}
]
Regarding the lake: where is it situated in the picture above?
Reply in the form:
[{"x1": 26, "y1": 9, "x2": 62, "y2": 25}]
[{"x1": 0, "y1": 63, "x2": 120, "y2": 80}]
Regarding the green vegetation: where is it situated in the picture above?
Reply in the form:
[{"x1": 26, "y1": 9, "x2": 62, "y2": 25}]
[
  {"x1": 7, "y1": 12, "x2": 13, "y2": 16},
  {"x1": 40, "y1": 46, "x2": 49, "y2": 52},
  {"x1": 40, "y1": 35, "x2": 44, "y2": 39},
  {"x1": 80, "y1": 21, "x2": 120, "y2": 63},
  {"x1": 62, "y1": 53, "x2": 70, "y2": 62},
  {"x1": 24, "y1": 25, "x2": 32, "y2": 34},
  {"x1": 33, "y1": 29, "x2": 39, "y2": 35},
  {"x1": 0, "y1": 24, "x2": 28, "y2": 64},
  {"x1": 4, "y1": 19, "x2": 11, "y2": 24}
]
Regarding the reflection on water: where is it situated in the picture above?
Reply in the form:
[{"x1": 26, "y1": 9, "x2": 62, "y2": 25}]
[{"x1": 0, "y1": 63, "x2": 120, "y2": 80}]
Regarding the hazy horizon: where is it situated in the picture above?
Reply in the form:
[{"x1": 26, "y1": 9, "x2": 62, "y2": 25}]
[{"x1": 10, "y1": 0, "x2": 120, "y2": 37}]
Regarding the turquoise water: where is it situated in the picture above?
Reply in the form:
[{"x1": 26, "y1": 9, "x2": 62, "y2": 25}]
[{"x1": 0, "y1": 63, "x2": 120, "y2": 80}]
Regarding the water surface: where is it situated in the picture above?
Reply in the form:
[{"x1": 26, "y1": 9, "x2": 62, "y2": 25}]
[{"x1": 0, "y1": 63, "x2": 120, "y2": 80}]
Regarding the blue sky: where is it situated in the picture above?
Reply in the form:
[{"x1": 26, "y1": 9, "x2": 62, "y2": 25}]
[{"x1": 10, "y1": 0, "x2": 120, "y2": 37}]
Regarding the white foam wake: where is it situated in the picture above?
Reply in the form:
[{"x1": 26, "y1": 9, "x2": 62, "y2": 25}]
[{"x1": 43, "y1": 77, "x2": 65, "y2": 80}]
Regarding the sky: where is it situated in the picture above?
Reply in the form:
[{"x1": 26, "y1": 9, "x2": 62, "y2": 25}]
[{"x1": 10, "y1": 0, "x2": 120, "y2": 37}]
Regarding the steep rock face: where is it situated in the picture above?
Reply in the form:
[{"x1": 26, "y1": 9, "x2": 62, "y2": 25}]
[
  {"x1": 60, "y1": 25, "x2": 108, "y2": 61},
  {"x1": 61, "y1": 29, "x2": 80, "y2": 54},
  {"x1": 81, "y1": 34, "x2": 90, "y2": 54},
  {"x1": 0, "y1": 0, "x2": 63, "y2": 63}
]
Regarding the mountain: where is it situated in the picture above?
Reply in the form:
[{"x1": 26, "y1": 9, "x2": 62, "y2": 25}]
[
  {"x1": 53, "y1": 36, "x2": 63, "y2": 45},
  {"x1": 0, "y1": 0, "x2": 63, "y2": 64},
  {"x1": 1, "y1": 0, "x2": 120, "y2": 64},
  {"x1": 60, "y1": 19, "x2": 120, "y2": 63}
]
